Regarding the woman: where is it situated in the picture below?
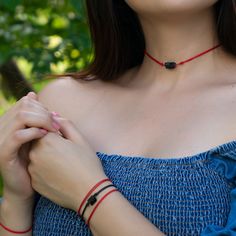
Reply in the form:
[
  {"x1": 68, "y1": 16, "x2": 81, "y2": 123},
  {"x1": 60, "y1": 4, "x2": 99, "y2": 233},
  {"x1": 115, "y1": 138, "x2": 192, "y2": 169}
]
[{"x1": 0, "y1": 0, "x2": 236, "y2": 235}]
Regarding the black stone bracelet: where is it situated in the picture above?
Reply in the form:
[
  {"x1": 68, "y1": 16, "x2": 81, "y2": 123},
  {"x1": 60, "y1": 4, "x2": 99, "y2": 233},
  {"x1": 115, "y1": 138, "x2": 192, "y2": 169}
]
[{"x1": 81, "y1": 184, "x2": 115, "y2": 221}]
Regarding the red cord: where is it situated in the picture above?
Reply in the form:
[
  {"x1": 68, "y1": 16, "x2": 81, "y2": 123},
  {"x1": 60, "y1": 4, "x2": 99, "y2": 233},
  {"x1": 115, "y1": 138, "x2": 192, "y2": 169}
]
[
  {"x1": 144, "y1": 50, "x2": 164, "y2": 66},
  {"x1": 144, "y1": 44, "x2": 221, "y2": 67},
  {"x1": 86, "y1": 189, "x2": 118, "y2": 226},
  {"x1": 0, "y1": 222, "x2": 32, "y2": 234},
  {"x1": 177, "y1": 44, "x2": 221, "y2": 65},
  {"x1": 77, "y1": 178, "x2": 111, "y2": 215}
]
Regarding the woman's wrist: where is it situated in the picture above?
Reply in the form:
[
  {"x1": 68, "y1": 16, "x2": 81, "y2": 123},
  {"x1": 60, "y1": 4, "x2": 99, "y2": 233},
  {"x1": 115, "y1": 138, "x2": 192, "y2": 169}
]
[
  {"x1": 78, "y1": 179, "x2": 117, "y2": 223},
  {"x1": 73, "y1": 177, "x2": 164, "y2": 236},
  {"x1": 0, "y1": 196, "x2": 34, "y2": 232},
  {"x1": 83, "y1": 185, "x2": 118, "y2": 226},
  {"x1": 71, "y1": 174, "x2": 111, "y2": 212}
]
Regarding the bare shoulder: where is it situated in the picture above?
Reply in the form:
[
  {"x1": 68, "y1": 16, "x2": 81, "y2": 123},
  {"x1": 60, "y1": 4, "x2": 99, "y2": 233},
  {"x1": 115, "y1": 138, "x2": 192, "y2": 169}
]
[{"x1": 37, "y1": 76, "x2": 107, "y2": 119}]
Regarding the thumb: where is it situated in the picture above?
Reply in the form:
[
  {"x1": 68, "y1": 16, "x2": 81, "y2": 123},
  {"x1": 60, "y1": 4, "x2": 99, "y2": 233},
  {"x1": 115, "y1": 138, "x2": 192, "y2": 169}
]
[
  {"x1": 52, "y1": 116, "x2": 83, "y2": 144},
  {"x1": 27, "y1": 91, "x2": 37, "y2": 100}
]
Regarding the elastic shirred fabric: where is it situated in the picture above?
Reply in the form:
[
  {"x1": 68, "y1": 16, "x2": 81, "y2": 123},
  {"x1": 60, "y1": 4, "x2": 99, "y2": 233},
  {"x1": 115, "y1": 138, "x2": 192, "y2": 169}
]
[{"x1": 33, "y1": 140, "x2": 236, "y2": 236}]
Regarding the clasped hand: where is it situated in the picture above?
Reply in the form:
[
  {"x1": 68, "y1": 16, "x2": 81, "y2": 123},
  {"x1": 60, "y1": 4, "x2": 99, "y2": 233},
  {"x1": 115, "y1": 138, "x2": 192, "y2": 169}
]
[{"x1": 28, "y1": 115, "x2": 107, "y2": 212}]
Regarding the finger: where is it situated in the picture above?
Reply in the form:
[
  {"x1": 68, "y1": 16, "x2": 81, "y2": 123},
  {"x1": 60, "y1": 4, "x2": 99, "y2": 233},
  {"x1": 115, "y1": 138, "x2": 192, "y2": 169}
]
[
  {"x1": 27, "y1": 91, "x2": 38, "y2": 100},
  {"x1": 12, "y1": 127, "x2": 47, "y2": 152},
  {"x1": 22, "y1": 100, "x2": 49, "y2": 116},
  {"x1": 52, "y1": 116, "x2": 82, "y2": 143},
  {"x1": 13, "y1": 111, "x2": 59, "y2": 132},
  {"x1": 26, "y1": 97, "x2": 49, "y2": 112},
  {"x1": 7, "y1": 102, "x2": 53, "y2": 137},
  {"x1": 17, "y1": 96, "x2": 49, "y2": 113}
]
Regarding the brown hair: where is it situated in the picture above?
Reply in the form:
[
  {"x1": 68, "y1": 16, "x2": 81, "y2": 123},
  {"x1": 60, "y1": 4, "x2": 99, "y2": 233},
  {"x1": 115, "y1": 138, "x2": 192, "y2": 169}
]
[{"x1": 68, "y1": 0, "x2": 236, "y2": 81}]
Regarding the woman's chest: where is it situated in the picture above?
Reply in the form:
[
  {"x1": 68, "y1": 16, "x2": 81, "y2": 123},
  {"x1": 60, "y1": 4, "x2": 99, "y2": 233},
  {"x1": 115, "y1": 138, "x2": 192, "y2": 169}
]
[{"x1": 69, "y1": 84, "x2": 236, "y2": 158}]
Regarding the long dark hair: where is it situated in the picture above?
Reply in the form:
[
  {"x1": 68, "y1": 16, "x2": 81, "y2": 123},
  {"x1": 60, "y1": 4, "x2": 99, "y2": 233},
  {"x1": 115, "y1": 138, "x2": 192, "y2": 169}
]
[{"x1": 72, "y1": 0, "x2": 236, "y2": 82}]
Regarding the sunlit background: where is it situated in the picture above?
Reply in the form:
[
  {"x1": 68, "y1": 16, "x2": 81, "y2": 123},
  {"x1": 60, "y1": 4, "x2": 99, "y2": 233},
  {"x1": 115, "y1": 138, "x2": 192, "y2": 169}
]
[{"x1": 0, "y1": 0, "x2": 92, "y2": 195}]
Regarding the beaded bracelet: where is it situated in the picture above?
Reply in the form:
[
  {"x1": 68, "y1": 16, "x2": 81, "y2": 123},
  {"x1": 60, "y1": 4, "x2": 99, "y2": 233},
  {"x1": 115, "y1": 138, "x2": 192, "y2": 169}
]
[
  {"x1": 0, "y1": 222, "x2": 32, "y2": 234},
  {"x1": 81, "y1": 184, "x2": 115, "y2": 221},
  {"x1": 77, "y1": 178, "x2": 111, "y2": 215}
]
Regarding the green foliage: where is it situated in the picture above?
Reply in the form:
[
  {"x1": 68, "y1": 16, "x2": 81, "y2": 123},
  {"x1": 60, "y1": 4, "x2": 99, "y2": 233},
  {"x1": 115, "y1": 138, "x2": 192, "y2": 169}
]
[
  {"x1": 0, "y1": 0, "x2": 92, "y2": 79},
  {"x1": 0, "y1": 0, "x2": 93, "y2": 196}
]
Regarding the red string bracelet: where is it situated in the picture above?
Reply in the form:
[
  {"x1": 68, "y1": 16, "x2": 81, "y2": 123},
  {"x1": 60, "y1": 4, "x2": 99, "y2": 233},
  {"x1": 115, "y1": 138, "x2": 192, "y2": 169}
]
[
  {"x1": 0, "y1": 222, "x2": 32, "y2": 234},
  {"x1": 86, "y1": 188, "x2": 119, "y2": 226},
  {"x1": 77, "y1": 178, "x2": 111, "y2": 215}
]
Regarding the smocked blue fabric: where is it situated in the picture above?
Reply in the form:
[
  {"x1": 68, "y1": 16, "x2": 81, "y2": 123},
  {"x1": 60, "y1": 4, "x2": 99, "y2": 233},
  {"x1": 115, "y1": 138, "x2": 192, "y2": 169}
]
[{"x1": 32, "y1": 140, "x2": 236, "y2": 236}]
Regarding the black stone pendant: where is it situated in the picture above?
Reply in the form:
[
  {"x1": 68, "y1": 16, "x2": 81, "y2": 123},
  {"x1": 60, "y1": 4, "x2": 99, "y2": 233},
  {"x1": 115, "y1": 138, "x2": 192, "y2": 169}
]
[{"x1": 164, "y1": 61, "x2": 177, "y2": 69}]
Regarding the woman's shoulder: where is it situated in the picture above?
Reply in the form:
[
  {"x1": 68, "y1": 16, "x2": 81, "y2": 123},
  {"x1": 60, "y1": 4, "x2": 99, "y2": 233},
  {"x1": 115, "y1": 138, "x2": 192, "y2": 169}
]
[
  {"x1": 37, "y1": 75, "x2": 102, "y2": 101},
  {"x1": 37, "y1": 75, "x2": 107, "y2": 118}
]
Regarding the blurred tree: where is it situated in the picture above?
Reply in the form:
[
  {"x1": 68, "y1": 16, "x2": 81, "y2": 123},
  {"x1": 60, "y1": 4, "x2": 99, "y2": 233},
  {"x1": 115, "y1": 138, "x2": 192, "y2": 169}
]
[{"x1": 0, "y1": 0, "x2": 92, "y2": 99}]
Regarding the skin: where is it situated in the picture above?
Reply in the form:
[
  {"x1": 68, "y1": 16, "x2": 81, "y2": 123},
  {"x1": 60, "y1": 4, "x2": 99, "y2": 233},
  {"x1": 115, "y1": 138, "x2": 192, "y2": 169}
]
[
  {"x1": 1, "y1": 0, "x2": 236, "y2": 235},
  {"x1": 0, "y1": 92, "x2": 58, "y2": 235}
]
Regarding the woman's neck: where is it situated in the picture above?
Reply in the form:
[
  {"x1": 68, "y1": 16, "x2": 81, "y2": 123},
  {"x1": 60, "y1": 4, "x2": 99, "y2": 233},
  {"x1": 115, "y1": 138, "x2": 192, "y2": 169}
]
[
  {"x1": 141, "y1": 8, "x2": 218, "y2": 61},
  {"x1": 129, "y1": 7, "x2": 228, "y2": 88}
]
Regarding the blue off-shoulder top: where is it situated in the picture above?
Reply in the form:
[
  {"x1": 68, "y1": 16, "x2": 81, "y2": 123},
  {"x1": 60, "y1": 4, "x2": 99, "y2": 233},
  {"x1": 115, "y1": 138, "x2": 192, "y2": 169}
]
[{"x1": 32, "y1": 140, "x2": 236, "y2": 236}]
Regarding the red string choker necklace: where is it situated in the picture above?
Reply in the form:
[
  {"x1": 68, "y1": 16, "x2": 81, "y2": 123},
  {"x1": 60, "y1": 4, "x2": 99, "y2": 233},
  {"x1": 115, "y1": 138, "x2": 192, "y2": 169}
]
[{"x1": 144, "y1": 44, "x2": 221, "y2": 70}]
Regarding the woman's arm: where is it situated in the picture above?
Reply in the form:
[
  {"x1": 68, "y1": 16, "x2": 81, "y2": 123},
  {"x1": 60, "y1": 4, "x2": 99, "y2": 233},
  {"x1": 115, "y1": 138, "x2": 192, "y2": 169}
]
[
  {"x1": 0, "y1": 91, "x2": 59, "y2": 236},
  {"x1": 79, "y1": 185, "x2": 165, "y2": 236},
  {"x1": 0, "y1": 197, "x2": 33, "y2": 236}
]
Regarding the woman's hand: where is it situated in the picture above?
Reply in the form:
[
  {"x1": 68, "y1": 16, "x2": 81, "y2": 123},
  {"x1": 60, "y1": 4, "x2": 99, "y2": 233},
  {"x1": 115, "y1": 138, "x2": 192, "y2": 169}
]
[
  {"x1": 28, "y1": 115, "x2": 107, "y2": 211},
  {"x1": 0, "y1": 92, "x2": 60, "y2": 202}
]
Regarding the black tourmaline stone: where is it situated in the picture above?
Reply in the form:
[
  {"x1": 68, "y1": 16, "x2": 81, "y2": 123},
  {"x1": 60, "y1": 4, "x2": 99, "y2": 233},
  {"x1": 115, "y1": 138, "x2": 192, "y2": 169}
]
[
  {"x1": 88, "y1": 195, "x2": 97, "y2": 205},
  {"x1": 164, "y1": 61, "x2": 177, "y2": 69}
]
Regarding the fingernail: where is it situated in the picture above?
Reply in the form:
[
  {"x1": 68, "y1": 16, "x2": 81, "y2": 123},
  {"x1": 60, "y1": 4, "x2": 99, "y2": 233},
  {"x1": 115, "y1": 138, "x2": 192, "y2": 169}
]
[
  {"x1": 40, "y1": 128, "x2": 48, "y2": 134},
  {"x1": 51, "y1": 111, "x2": 60, "y2": 117},
  {"x1": 27, "y1": 91, "x2": 36, "y2": 96},
  {"x1": 52, "y1": 121, "x2": 60, "y2": 130}
]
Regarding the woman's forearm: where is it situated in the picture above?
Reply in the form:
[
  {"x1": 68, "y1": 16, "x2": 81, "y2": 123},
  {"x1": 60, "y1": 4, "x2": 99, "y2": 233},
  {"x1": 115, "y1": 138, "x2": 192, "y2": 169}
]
[
  {"x1": 84, "y1": 188, "x2": 165, "y2": 236},
  {"x1": 0, "y1": 197, "x2": 33, "y2": 236}
]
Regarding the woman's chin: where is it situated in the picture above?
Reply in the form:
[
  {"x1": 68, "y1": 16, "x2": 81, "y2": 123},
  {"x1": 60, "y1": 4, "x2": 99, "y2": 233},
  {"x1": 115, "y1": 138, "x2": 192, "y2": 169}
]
[{"x1": 125, "y1": 0, "x2": 218, "y2": 16}]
